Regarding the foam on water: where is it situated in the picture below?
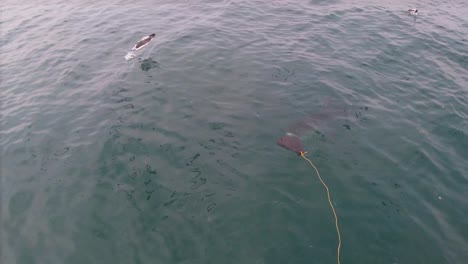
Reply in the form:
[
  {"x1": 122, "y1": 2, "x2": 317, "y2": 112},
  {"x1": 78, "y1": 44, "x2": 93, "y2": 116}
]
[{"x1": 124, "y1": 51, "x2": 136, "y2": 61}]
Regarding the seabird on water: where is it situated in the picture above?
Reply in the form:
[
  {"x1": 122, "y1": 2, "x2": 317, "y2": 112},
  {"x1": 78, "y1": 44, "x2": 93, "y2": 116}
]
[
  {"x1": 132, "y1": 33, "x2": 156, "y2": 51},
  {"x1": 407, "y1": 9, "x2": 418, "y2": 15}
]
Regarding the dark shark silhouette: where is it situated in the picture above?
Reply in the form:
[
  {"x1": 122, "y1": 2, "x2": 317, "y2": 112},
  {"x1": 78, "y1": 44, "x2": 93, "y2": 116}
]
[{"x1": 277, "y1": 99, "x2": 347, "y2": 154}]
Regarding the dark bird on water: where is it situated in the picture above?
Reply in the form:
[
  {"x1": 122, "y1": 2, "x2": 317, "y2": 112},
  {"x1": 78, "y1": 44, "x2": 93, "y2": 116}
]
[
  {"x1": 132, "y1": 33, "x2": 156, "y2": 51},
  {"x1": 407, "y1": 9, "x2": 418, "y2": 15}
]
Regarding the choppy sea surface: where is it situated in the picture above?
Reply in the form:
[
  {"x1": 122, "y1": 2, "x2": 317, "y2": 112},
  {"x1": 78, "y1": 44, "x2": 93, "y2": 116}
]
[{"x1": 1, "y1": 1, "x2": 467, "y2": 263}]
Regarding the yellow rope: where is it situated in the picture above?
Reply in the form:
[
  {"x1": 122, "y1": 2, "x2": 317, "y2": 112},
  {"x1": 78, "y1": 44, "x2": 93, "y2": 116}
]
[{"x1": 300, "y1": 151, "x2": 341, "y2": 264}]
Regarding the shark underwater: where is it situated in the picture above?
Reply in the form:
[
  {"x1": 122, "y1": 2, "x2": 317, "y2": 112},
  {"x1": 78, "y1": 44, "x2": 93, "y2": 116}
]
[{"x1": 277, "y1": 99, "x2": 348, "y2": 154}]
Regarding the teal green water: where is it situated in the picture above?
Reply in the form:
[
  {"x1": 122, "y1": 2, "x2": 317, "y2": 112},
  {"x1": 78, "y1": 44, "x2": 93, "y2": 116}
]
[{"x1": 1, "y1": 1, "x2": 467, "y2": 263}]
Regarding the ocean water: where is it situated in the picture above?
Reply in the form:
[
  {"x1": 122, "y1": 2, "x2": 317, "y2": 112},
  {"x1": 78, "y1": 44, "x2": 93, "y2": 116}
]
[{"x1": 1, "y1": 1, "x2": 467, "y2": 263}]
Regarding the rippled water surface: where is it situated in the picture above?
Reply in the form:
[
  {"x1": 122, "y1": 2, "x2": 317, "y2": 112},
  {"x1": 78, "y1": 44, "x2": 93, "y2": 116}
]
[{"x1": 1, "y1": 1, "x2": 467, "y2": 263}]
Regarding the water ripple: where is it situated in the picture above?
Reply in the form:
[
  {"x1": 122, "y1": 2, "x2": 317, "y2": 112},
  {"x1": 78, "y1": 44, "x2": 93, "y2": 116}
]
[{"x1": 2, "y1": 1, "x2": 468, "y2": 263}]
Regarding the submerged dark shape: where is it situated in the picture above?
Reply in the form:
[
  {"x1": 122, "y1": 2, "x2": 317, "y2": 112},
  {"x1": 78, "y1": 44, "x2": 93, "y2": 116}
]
[
  {"x1": 140, "y1": 58, "x2": 159, "y2": 71},
  {"x1": 277, "y1": 98, "x2": 346, "y2": 154},
  {"x1": 277, "y1": 133, "x2": 304, "y2": 154}
]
